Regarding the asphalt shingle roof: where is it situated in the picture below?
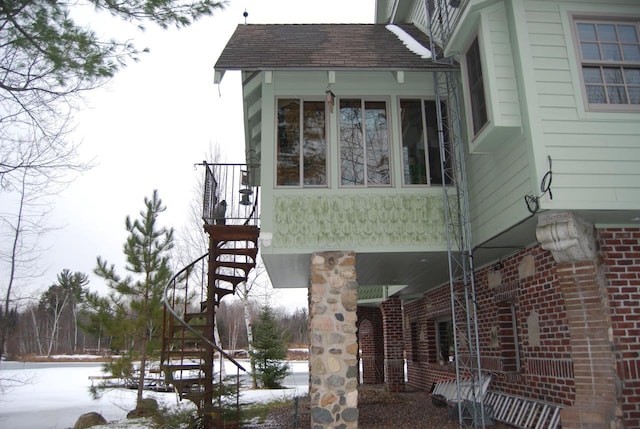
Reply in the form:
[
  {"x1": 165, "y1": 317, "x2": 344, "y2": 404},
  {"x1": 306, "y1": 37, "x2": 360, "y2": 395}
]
[{"x1": 215, "y1": 24, "x2": 442, "y2": 71}]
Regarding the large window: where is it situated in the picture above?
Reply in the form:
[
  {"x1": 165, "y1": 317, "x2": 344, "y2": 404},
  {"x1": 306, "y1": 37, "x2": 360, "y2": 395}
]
[
  {"x1": 466, "y1": 37, "x2": 488, "y2": 134},
  {"x1": 400, "y1": 99, "x2": 452, "y2": 186},
  {"x1": 277, "y1": 98, "x2": 327, "y2": 186},
  {"x1": 575, "y1": 19, "x2": 640, "y2": 108},
  {"x1": 339, "y1": 99, "x2": 391, "y2": 186}
]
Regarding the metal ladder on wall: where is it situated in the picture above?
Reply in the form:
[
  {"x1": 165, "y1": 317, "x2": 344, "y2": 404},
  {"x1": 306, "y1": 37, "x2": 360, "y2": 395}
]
[{"x1": 427, "y1": 1, "x2": 486, "y2": 428}]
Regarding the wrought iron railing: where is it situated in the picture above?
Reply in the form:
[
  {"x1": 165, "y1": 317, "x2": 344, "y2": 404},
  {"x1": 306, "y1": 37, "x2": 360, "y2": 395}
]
[
  {"x1": 200, "y1": 163, "x2": 260, "y2": 227},
  {"x1": 429, "y1": 0, "x2": 469, "y2": 55}
]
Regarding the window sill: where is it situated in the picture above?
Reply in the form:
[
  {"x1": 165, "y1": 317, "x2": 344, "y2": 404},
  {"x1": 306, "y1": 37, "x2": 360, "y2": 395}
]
[{"x1": 469, "y1": 121, "x2": 522, "y2": 154}]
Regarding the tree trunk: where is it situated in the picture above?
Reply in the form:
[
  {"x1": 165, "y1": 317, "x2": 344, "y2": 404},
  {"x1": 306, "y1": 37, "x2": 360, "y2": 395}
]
[
  {"x1": 214, "y1": 312, "x2": 226, "y2": 379},
  {"x1": 242, "y1": 294, "x2": 257, "y2": 389},
  {"x1": 137, "y1": 334, "x2": 148, "y2": 404}
]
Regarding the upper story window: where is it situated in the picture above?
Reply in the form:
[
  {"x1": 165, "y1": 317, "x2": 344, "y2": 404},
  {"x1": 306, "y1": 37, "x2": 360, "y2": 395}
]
[
  {"x1": 400, "y1": 99, "x2": 452, "y2": 186},
  {"x1": 466, "y1": 37, "x2": 488, "y2": 135},
  {"x1": 575, "y1": 18, "x2": 640, "y2": 109},
  {"x1": 339, "y1": 99, "x2": 391, "y2": 187},
  {"x1": 276, "y1": 98, "x2": 327, "y2": 187}
]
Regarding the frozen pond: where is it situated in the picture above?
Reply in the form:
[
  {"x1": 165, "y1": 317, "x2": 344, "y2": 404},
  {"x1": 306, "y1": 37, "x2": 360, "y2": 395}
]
[{"x1": 0, "y1": 360, "x2": 309, "y2": 429}]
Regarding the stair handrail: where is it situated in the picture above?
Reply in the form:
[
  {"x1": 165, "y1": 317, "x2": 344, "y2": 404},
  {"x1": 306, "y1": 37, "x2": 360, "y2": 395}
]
[{"x1": 163, "y1": 252, "x2": 247, "y2": 372}]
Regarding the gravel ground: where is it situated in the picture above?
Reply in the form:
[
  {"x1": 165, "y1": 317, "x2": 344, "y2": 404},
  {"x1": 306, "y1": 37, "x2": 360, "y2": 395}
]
[{"x1": 250, "y1": 385, "x2": 511, "y2": 429}]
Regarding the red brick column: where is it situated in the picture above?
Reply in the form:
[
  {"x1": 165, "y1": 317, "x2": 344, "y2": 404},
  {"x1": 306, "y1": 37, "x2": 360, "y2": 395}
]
[
  {"x1": 537, "y1": 212, "x2": 621, "y2": 429},
  {"x1": 380, "y1": 296, "x2": 405, "y2": 392},
  {"x1": 357, "y1": 306, "x2": 384, "y2": 385}
]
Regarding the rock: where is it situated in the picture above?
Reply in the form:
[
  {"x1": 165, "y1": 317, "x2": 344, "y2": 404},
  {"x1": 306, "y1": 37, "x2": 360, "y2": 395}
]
[
  {"x1": 126, "y1": 397, "x2": 159, "y2": 419},
  {"x1": 73, "y1": 412, "x2": 106, "y2": 429}
]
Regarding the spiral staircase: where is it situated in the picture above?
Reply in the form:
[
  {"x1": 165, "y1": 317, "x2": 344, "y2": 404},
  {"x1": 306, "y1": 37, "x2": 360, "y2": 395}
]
[{"x1": 161, "y1": 163, "x2": 260, "y2": 428}]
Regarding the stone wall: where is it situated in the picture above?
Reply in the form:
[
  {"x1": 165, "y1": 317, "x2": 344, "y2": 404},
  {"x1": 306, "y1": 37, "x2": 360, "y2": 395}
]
[{"x1": 309, "y1": 251, "x2": 359, "y2": 428}]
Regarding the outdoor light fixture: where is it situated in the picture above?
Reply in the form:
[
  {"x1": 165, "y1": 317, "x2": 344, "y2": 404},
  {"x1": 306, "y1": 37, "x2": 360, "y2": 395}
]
[{"x1": 326, "y1": 89, "x2": 336, "y2": 113}]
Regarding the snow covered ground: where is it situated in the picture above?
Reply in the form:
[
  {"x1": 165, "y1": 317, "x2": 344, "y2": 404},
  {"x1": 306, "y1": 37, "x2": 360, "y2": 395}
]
[{"x1": 0, "y1": 358, "x2": 309, "y2": 429}]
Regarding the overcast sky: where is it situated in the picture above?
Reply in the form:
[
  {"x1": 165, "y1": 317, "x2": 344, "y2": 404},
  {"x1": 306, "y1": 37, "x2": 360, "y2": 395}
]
[{"x1": 31, "y1": 0, "x2": 375, "y2": 311}]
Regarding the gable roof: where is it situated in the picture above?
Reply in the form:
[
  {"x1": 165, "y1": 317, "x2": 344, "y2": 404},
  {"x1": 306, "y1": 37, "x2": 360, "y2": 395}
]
[{"x1": 214, "y1": 24, "x2": 445, "y2": 72}]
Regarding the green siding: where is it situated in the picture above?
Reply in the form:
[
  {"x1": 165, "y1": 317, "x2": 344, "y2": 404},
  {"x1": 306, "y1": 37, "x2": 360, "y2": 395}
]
[{"x1": 523, "y1": 0, "x2": 640, "y2": 209}]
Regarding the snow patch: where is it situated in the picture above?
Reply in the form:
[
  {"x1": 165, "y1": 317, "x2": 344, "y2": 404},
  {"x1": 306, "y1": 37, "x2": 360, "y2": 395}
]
[{"x1": 386, "y1": 24, "x2": 432, "y2": 59}]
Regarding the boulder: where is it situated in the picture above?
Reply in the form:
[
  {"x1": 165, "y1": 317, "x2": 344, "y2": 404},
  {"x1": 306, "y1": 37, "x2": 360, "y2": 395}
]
[
  {"x1": 126, "y1": 397, "x2": 159, "y2": 419},
  {"x1": 73, "y1": 412, "x2": 107, "y2": 429}
]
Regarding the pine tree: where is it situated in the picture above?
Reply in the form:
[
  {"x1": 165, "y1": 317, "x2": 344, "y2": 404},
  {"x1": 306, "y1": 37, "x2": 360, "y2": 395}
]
[
  {"x1": 250, "y1": 305, "x2": 290, "y2": 389},
  {"x1": 93, "y1": 190, "x2": 174, "y2": 405}
]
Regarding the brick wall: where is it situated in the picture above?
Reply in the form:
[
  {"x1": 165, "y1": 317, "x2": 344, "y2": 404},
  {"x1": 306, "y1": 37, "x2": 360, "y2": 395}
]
[
  {"x1": 404, "y1": 245, "x2": 575, "y2": 405},
  {"x1": 600, "y1": 228, "x2": 640, "y2": 428},
  {"x1": 401, "y1": 227, "x2": 640, "y2": 427}
]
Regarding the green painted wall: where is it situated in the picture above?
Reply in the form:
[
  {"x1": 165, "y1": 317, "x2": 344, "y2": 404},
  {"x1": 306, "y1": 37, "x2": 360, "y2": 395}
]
[{"x1": 251, "y1": 69, "x2": 450, "y2": 255}]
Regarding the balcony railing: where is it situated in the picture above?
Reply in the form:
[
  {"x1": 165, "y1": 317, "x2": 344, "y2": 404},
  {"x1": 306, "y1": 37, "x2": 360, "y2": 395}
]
[
  {"x1": 200, "y1": 163, "x2": 260, "y2": 227},
  {"x1": 429, "y1": 0, "x2": 469, "y2": 54}
]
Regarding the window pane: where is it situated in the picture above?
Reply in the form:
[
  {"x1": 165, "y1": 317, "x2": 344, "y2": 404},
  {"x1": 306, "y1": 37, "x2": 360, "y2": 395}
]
[
  {"x1": 577, "y1": 23, "x2": 596, "y2": 41},
  {"x1": 618, "y1": 25, "x2": 639, "y2": 42},
  {"x1": 302, "y1": 101, "x2": 326, "y2": 186},
  {"x1": 425, "y1": 101, "x2": 450, "y2": 185},
  {"x1": 583, "y1": 67, "x2": 603, "y2": 83},
  {"x1": 597, "y1": 24, "x2": 617, "y2": 41},
  {"x1": 277, "y1": 99, "x2": 300, "y2": 186},
  {"x1": 604, "y1": 67, "x2": 624, "y2": 84},
  {"x1": 586, "y1": 85, "x2": 606, "y2": 103},
  {"x1": 625, "y1": 68, "x2": 640, "y2": 84},
  {"x1": 364, "y1": 101, "x2": 390, "y2": 185},
  {"x1": 400, "y1": 100, "x2": 427, "y2": 185},
  {"x1": 340, "y1": 99, "x2": 364, "y2": 186},
  {"x1": 607, "y1": 85, "x2": 627, "y2": 104},
  {"x1": 581, "y1": 43, "x2": 601, "y2": 60},
  {"x1": 601, "y1": 43, "x2": 622, "y2": 61},
  {"x1": 577, "y1": 20, "x2": 640, "y2": 108},
  {"x1": 466, "y1": 38, "x2": 488, "y2": 134},
  {"x1": 628, "y1": 87, "x2": 640, "y2": 104},
  {"x1": 622, "y1": 45, "x2": 640, "y2": 62}
]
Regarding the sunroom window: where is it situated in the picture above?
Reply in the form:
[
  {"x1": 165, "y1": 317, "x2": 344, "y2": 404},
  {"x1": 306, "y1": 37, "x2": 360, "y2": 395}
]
[
  {"x1": 339, "y1": 99, "x2": 391, "y2": 186},
  {"x1": 400, "y1": 99, "x2": 452, "y2": 186},
  {"x1": 575, "y1": 19, "x2": 640, "y2": 108},
  {"x1": 276, "y1": 98, "x2": 327, "y2": 186},
  {"x1": 466, "y1": 37, "x2": 488, "y2": 134}
]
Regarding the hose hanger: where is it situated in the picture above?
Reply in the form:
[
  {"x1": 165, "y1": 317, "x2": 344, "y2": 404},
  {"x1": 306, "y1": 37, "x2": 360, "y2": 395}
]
[{"x1": 525, "y1": 156, "x2": 553, "y2": 214}]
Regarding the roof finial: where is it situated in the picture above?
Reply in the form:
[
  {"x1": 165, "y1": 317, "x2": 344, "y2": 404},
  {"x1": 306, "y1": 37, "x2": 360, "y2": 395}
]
[{"x1": 243, "y1": 9, "x2": 248, "y2": 24}]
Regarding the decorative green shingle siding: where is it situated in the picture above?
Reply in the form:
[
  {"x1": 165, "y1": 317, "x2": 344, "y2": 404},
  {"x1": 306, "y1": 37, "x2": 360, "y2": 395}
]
[{"x1": 270, "y1": 193, "x2": 448, "y2": 251}]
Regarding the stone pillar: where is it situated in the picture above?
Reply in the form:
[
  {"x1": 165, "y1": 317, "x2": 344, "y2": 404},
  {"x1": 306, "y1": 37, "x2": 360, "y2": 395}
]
[
  {"x1": 380, "y1": 296, "x2": 405, "y2": 392},
  {"x1": 536, "y1": 212, "x2": 621, "y2": 429},
  {"x1": 309, "y1": 251, "x2": 359, "y2": 428}
]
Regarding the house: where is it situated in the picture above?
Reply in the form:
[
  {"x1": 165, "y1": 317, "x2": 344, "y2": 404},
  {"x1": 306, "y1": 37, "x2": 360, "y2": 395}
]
[{"x1": 209, "y1": 1, "x2": 640, "y2": 428}]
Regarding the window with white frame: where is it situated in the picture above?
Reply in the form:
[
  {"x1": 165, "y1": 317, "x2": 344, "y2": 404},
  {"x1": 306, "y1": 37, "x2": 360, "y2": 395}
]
[
  {"x1": 339, "y1": 99, "x2": 391, "y2": 186},
  {"x1": 575, "y1": 18, "x2": 640, "y2": 108},
  {"x1": 276, "y1": 98, "x2": 327, "y2": 186},
  {"x1": 465, "y1": 37, "x2": 488, "y2": 134},
  {"x1": 400, "y1": 99, "x2": 452, "y2": 186}
]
